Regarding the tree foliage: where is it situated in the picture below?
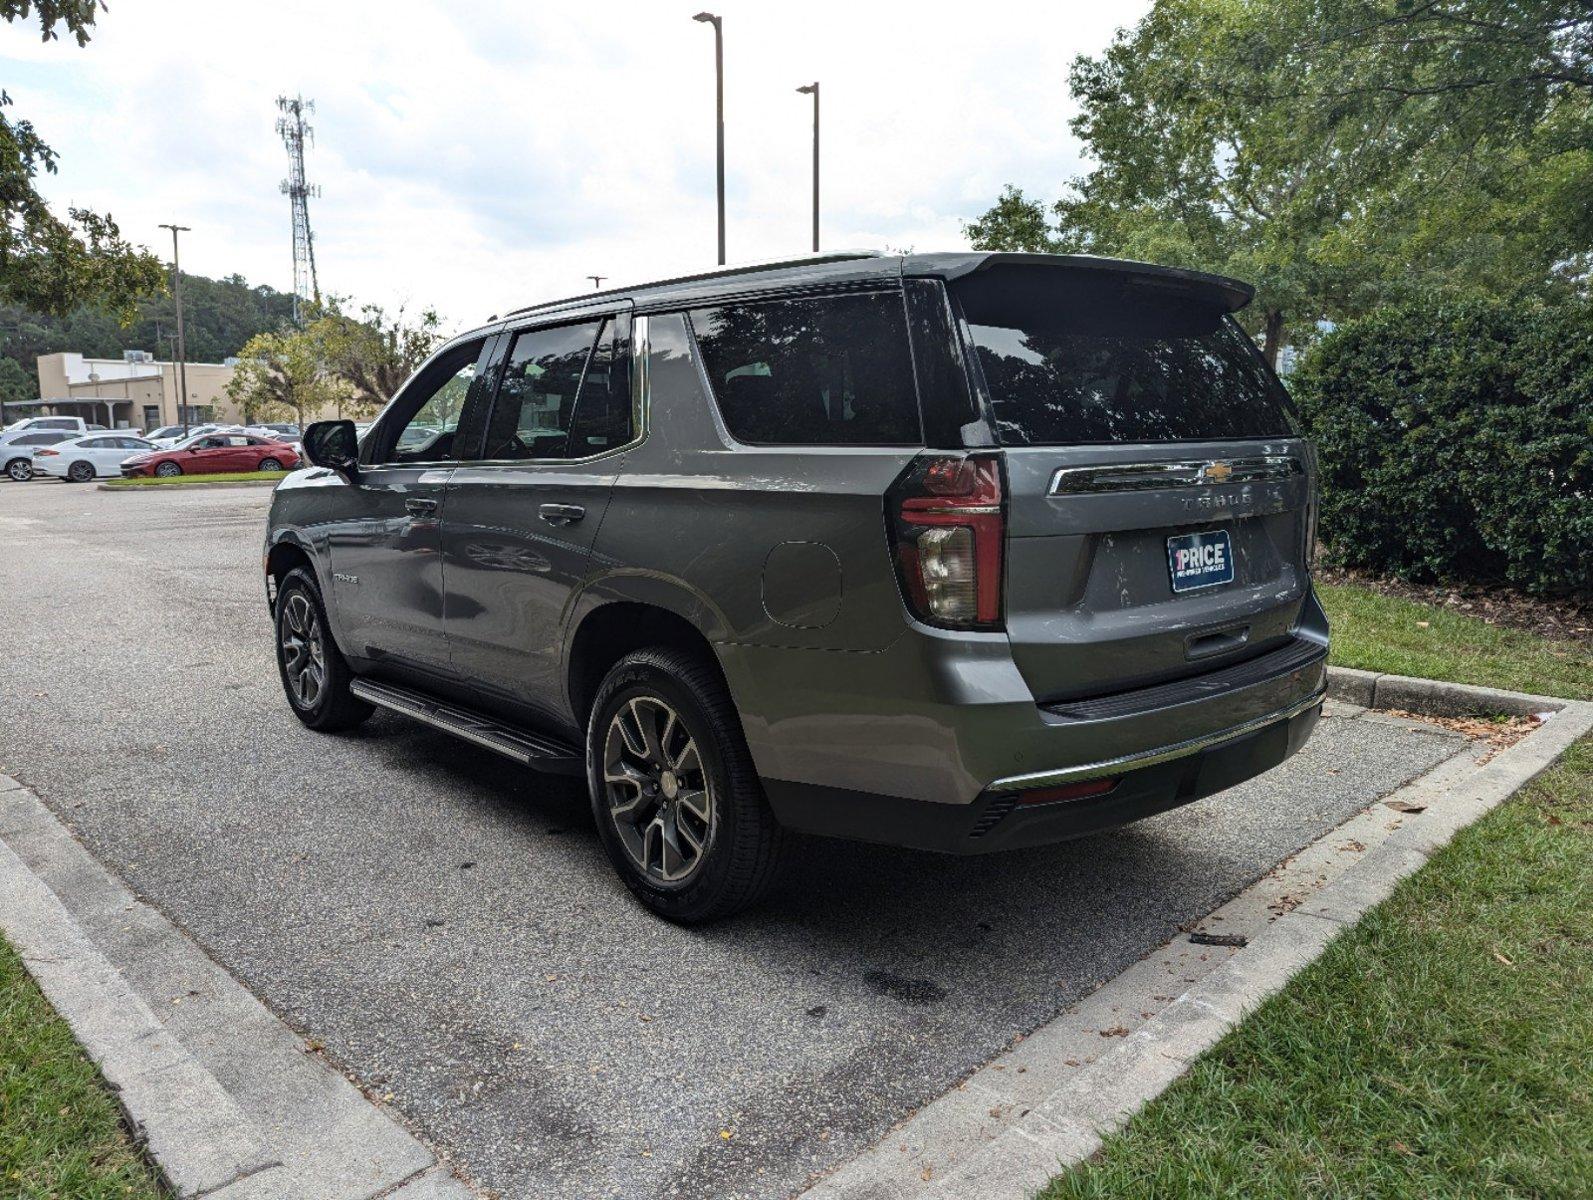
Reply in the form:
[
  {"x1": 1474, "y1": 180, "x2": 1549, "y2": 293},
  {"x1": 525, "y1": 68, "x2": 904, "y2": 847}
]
[
  {"x1": 0, "y1": 271, "x2": 296, "y2": 375},
  {"x1": 312, "y1": 300, "x2": 446, "y2": 415},
  {"x1": 0, "y1": 1, "x2": 165, "y2": 318},
  {"x1": 967, "y1": 1, "x2": 1592, "y2": 361},
  {"x1": 223, "y1": 300, "x2": 446, "y2": 426},
  {"x1": 1293, "y1": 294, "x2": 1592, "y2": 596},
  {"x1": 225, "y1": 327, "x2": 345, "y2": 429}
]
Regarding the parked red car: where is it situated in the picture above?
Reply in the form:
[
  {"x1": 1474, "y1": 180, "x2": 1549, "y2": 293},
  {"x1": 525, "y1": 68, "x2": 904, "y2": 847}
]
[{"x1": 121, "y1": 433, "x2": 301, "y2": 478}]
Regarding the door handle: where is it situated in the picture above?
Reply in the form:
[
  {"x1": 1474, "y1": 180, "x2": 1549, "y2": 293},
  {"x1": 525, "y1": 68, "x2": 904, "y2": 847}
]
[
  {"x1": 538, "y1": 503, "x2": 586, "y2": 526},
  {"x1": 405, "y1": 497, "x2": 439, "y2": 517}
]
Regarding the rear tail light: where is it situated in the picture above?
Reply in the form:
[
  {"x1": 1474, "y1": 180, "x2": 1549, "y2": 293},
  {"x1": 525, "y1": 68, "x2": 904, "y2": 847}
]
[
  {"x1": 35, "y1": 448, "x2": 59, "y2": 456},
  {"x1": 887, "y1": 453, "x2": 1005, "y2": 630}
]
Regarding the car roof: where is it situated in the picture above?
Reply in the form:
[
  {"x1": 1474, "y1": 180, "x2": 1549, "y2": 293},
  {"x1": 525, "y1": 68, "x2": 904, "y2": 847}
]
[{"x1": 487, "y1": 250, "x2": 1255, "y2": 333}]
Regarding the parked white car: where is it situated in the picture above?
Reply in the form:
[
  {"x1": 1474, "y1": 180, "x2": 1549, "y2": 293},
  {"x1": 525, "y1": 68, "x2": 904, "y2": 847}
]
[
  {"x1": 148, "y1": 422, "x2": 248, "y2": 449},
  {"x1": 3, "y1": 415, "x2": 94, "y2": 436},
  {"x1": 32, "y1": 433, "x2": 158, "y2": 482},
  {"x1": 1, "y1": 428, "x2": 88, "y2": 481}
]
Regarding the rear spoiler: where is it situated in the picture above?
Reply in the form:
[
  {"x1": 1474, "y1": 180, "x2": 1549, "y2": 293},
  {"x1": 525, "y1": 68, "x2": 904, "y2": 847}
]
[{"x1": 904, "y1": 252, "x2": 1255, "y2": 314}]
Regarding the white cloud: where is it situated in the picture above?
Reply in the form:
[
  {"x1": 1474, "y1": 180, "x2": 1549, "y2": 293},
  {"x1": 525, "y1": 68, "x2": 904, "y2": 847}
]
[{"x1": 4, "y1": 0, "x2": 1149, "y2": 331}]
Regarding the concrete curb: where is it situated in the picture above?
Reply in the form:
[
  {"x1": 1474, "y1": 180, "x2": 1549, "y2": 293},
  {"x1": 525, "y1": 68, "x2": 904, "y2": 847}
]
[
  {"x1": 806, "y1": 676, "x2": 1593, "y2": 1199},
  {"x1": 1325, "y1": 665, "x2": 1569, "y2": 719},
  {"x1": 0, "y1": 776, "x2": 477, "y2": 1200},
  {"x1": 97, "y1": 479, "x2": 280, "y2": 492}
]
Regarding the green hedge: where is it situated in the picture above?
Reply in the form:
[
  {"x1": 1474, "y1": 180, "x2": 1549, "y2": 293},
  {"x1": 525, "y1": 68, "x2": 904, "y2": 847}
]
[{"x1": 1293, "y1": 296, "x2": 1593, "y2": 598}]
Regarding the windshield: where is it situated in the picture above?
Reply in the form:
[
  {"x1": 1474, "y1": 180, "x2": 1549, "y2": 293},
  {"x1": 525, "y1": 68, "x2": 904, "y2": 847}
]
[{"x1": 954, "y1": 269, "x2": 1297, "y2": 445}]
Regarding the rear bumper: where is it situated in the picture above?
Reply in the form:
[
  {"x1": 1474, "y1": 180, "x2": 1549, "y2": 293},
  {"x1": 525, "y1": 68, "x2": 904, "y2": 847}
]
[
  {"x1": 721, "y1": 586, "x2": 1330, "y2": 849},
  {"x1": 762, "y1": 693, "x2": 1322, "y2": 853}
]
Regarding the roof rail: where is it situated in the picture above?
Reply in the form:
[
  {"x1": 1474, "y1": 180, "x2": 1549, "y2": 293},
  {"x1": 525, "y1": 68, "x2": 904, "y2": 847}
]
[{"x1": 502, "y1": 249, "x2": 890, "y2": 319}]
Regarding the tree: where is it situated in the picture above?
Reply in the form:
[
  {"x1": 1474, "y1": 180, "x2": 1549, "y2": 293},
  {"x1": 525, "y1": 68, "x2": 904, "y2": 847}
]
[
  {"x1": 0, "y1": 2, "x2": 166, "y2": 318},
  {"x1": 0, "y1": 354, "x2": 33, "y2": 405},
  {"x1": 967, "y1": 1, "x2": 1592, "y2": 364},
  {"x1": 226, "y1": 328, "x2": 344, "y2": 429},
  {"x1": 310, "y1": 301, "x2": 445, "y2": 418}
]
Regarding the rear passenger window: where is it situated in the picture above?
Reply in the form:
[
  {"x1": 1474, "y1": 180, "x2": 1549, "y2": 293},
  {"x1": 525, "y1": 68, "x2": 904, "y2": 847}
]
[{"x1": 690, "y1": 291, "x2": 921, "y2": 445}]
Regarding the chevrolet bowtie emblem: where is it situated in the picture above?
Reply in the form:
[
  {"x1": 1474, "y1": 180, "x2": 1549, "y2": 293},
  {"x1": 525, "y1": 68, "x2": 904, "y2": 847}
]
[{"x1": 1201, "y1": 461, "x2": 1233, "y2": 484}]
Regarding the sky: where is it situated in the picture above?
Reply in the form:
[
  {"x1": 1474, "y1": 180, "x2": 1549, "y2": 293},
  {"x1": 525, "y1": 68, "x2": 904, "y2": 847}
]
[{"x1": 2, "y1": 0, "x2": 1150, "y2": 334}]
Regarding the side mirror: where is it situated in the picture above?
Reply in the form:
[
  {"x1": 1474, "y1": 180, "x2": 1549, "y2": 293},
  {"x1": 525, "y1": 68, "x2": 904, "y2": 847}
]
[{"x1": 302, "y1": 419, "x2": 360, "y2": 477}]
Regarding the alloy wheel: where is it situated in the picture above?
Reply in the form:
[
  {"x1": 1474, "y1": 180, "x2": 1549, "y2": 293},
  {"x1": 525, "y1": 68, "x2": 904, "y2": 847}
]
[
  {"x1": 7, "y1": 460, "x2": 30, "y2": 482},
  {"x1": 602, "y1": 695, "x2": 715, "y2": 886},
  {"x1": 279, "y1": 592, "x2": 326, "y2": 710},
  {"x1": 69, "y1": 462, "x2": 94, "y2": 482}
]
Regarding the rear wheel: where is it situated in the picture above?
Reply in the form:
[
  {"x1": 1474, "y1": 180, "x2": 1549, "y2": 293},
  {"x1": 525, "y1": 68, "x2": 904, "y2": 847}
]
[
  {"x1": 68, "y1": 461, "x2": 95, "y2": 482},
  {"x1": 587, "y1": 647, "x2": 787, "y2": 923},
  {"x1": 5, "y1": 457, "x2": 31, "y2": 482},
  {"x1": 274, "y1": 567, "x2": 372, "y2": 731},
  {"x1": 154, "y1": 461, "x2": 182, "y2": 478},
  {"x1": 258, "y1": 457, "x2": 283, "y2": 472}
]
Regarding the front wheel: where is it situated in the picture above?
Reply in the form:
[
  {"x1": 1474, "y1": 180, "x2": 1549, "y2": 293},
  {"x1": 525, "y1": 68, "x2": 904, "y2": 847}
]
[
  {"x1": 5, "y1": 457, "x2": 31, "y2": 482},
  {"x1": 274, "y1": 567, "x2": 372, "y2": 731},
  {"x1": 154, "y1": 461, "x2": 183, "y2": 478},
  {"x1": 587, "y1": 647, "x2": 787, "y2": 923}
]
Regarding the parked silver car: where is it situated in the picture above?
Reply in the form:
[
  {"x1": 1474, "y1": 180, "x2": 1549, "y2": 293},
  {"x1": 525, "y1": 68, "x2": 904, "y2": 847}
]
[{"x1": 264, "y1": 251, "x2": 1328, "y2": 921}]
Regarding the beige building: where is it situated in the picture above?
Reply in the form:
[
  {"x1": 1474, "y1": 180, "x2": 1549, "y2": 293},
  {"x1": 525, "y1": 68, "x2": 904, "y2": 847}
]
[{"x1": 27, "y1": 351, "x2": 242, "y2": 432}]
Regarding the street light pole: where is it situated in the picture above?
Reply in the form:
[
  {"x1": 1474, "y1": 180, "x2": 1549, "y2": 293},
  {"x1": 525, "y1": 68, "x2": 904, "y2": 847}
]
[
  {"x1": 693, "y1": 12, "x2": 725, "y2": 265},
  {"x1": 797, "y1": 82, "x2": 819, "y2": 252},
  {"x1": 158, "y1": 224, "x2": 191, "y2": 436}
]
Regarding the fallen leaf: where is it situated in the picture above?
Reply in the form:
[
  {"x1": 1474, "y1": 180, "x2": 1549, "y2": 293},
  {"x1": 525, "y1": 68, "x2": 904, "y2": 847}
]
[
  {"x1": 921, "y1": 1167, "x2": 933, "y2": 1182},
  {"x1": 1415, "y1": 620, "x2": 1430, "y2": 629},
  {"x1": 1492, "y1": 948, "x2": 1515, "y2": 966},
  {"x1": 1385, "y1": 799, "x2": 1427, "y2": 814},
  {"x1": 1099, "y1": 1025, "x2": 1130, "y2": 1038}
]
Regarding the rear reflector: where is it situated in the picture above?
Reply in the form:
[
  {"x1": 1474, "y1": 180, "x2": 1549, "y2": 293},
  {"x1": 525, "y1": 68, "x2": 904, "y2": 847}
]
[{"x1": 1015, "y1": 777, "x2": 1119, "y2": 806}]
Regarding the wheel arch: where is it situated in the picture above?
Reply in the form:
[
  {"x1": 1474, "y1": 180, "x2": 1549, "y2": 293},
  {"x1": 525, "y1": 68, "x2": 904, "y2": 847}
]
[{"x1": 566, "y1": 599, "x2": 730, "y2": 734}]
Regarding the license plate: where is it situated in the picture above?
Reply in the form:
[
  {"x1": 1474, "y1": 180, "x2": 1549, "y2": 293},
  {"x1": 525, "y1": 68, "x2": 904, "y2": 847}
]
[{"x1": 1167, "y1": 529, "x2": 1234, "y2": 593}]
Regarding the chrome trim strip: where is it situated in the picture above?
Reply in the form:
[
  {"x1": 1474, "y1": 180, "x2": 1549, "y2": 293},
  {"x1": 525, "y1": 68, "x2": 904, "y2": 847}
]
[
  {"x1": 986, "y1": 687, "x2": 1326, "y2": 793},
  {"x1": 1049, "y1": 455, "x2": 1303, "y2": 495}
]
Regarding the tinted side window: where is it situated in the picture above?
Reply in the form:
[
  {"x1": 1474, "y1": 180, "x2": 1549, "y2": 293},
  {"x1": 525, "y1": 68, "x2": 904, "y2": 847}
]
[
  {"x1": 482, "y1": 321, "x2": 601, "y2": 460},
  {"x1": 568, "y1": 317, "x2": 632, "y2": 455},
  {"x1": 690, "y1": 291, "x2": 921, "y2": 445}
]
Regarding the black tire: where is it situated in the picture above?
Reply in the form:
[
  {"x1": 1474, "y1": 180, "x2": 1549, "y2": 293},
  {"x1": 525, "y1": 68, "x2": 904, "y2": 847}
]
[
  {"x1": 68, "y1": 461, "x2": 95, "y2": 482},
  {"x1": 274, "y1": 566, "x2": 373, "y2": 732},
  {"x1": 5, "y1": 457, "x2": 31, "y2": 482},
  {"x1": 587, "y1": 647, "x2": 787, "y2": 923},
  {"x1": 154, "y1": 461, "x2": 183, "y2": 478},
  {"x1": 258, "y1": 457, "x2": 283, "y2": 472}
]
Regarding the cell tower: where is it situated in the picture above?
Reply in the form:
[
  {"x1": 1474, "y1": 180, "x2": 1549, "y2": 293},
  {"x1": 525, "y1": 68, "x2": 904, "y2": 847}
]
[{"x1": 276, "y1": 94, "x2": 321, "y2": 323}]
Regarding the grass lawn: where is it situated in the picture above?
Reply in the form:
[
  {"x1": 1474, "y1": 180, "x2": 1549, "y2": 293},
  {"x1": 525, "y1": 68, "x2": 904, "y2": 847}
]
[
  {"x1": 104, "y1": 471, "x2": 284, "y2": 488},
  {"x1": 1319, "y1": 582, "x2": 1592, "y2": 700},
  {"x1": 0, "y1": 938, "x2": 166, "y2": 1198},
  {"x1": 1043, "y1": 737, "x2": 1591, "y2": 1200}
]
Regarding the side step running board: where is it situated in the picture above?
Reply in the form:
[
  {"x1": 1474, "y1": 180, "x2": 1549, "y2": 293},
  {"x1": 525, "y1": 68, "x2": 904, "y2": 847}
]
[{"x1": 349, "y1": 678, "x2": 585, "y2": 775}]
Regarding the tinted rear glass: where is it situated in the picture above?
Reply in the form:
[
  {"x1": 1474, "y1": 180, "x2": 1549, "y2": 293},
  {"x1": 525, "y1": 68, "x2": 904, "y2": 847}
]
[
  {"x1": 690, "y1": 291, "x2": 921, "y2": 445},
  {"x1": 954, "y1": 270, "x2": 1297, "y2": 445}
]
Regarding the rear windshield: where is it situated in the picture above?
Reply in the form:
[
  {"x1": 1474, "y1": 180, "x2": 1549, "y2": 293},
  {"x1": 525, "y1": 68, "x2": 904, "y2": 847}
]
[{"x1": 954, "y1": 270, "x2": 1297, "y2": 445}]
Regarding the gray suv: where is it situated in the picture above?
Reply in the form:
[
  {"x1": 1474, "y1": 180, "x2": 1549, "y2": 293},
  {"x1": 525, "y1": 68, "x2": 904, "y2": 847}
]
[{"x1": 265, "y1": 251, "x2": 1328, "y2": 922}]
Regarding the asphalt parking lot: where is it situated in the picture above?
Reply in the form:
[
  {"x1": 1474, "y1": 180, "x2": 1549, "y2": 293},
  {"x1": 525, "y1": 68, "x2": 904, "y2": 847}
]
[{"x1": 0, "y1": 481, "x2": 1469, "y2": 1200}]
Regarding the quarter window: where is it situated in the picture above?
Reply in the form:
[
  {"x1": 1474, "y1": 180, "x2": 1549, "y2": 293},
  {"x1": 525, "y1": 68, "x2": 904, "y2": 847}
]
[{"x1": 689, "y1": 291, "x2": 921, "y2": 445}]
